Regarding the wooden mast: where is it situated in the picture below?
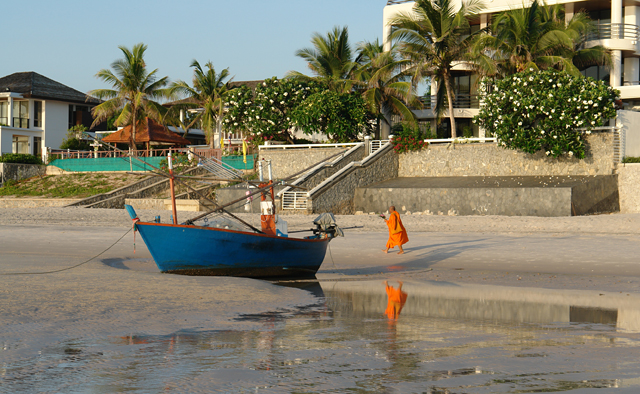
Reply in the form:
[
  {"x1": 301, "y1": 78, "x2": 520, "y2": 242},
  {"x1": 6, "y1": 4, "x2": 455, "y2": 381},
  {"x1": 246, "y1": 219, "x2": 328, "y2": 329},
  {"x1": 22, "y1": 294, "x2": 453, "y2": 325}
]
[{"x1": 168, "y1": 150, "x2": 178, "y2": 225}]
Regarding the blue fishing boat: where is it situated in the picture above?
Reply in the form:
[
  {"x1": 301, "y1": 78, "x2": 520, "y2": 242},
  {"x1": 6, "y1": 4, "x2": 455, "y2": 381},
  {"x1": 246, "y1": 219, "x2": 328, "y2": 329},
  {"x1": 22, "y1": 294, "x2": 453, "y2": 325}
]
[
  {"x1": 125, "y1": 204, "x2": 340, "y2": 278},
  {"x1": 124, "y1": 154, "x2": 343, "y2": 278}
]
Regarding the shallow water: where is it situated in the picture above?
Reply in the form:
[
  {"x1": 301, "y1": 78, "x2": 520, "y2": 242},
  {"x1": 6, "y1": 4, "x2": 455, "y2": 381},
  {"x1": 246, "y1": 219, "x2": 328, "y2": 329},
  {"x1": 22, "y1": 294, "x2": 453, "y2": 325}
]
[{"x1": 3, "y1": 280, "x2": 640, "y2": 393}]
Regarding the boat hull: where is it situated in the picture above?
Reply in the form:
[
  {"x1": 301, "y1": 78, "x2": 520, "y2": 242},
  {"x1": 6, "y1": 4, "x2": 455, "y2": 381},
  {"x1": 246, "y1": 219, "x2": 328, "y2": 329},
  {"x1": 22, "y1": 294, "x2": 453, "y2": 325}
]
[{"x1": 135, "y1": 222, "x2": 329, "y2": 278}]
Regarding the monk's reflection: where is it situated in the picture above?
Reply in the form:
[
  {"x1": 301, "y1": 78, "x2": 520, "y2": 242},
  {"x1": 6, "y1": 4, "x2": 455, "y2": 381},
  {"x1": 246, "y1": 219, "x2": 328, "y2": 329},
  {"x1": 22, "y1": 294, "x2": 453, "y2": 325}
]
[{"x1": 384, "y1": 280, "x2": 408, "y2": 320}]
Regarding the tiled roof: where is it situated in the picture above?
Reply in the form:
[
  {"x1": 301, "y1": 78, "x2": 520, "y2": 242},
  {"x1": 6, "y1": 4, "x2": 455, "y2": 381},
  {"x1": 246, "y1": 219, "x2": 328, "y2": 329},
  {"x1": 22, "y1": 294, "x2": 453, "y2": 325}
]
[
  {"x1": 0, "y1": 71, "x2": 99, "y2": 104},
  {"x1": 102, "y1": 117, "x2": 191, "y2": 145}
]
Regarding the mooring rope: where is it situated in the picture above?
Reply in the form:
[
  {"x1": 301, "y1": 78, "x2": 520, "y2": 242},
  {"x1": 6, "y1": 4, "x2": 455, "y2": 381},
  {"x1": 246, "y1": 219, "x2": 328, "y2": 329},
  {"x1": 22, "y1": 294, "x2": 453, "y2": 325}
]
[{"x1": 0, "y1": 227, "x2": 132, "y2": 276}]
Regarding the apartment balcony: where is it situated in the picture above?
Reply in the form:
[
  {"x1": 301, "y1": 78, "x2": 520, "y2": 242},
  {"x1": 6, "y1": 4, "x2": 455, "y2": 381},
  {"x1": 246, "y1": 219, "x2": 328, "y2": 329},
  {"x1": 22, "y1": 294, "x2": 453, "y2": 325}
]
[
  {"x1": 585, "y1": 23, "x2": 640, "y2": 53},
  {"x1": 414, "y1": 94, "x2": 480, "y2": 119},
  {"x1": 420, "y1": 94, "x2": 480, "y2": 109}
]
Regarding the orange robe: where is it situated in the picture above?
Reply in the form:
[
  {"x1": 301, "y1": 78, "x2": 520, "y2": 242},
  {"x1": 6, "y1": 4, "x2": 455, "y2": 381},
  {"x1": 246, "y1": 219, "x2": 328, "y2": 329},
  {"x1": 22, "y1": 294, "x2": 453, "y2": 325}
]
[
  {"x1": 384, "y1": 284, "x2": 408, "y2": 319},
  {"x1": 385, "y1": 211, "x2": 408, "y2": 248}
]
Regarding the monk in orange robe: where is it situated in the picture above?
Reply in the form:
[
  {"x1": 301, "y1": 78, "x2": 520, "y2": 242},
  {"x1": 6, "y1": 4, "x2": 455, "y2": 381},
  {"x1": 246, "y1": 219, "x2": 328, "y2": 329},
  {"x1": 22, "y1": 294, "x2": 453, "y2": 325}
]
[
  {"x1": 383, "y1": 206, "x2": 408, "y2": 254},
  {"x1": 384, "y1": 280, "x2": 408, "y2": 320}
]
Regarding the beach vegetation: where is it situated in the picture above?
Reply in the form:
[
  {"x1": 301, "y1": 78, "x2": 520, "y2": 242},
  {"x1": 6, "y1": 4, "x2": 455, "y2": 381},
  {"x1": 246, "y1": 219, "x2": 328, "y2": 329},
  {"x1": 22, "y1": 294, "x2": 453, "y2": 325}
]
[
  {"x1": 389, "y1": 0, "x2": 485, "y2": 138},
  {"x1": 290, "y1": 90, "x2": 370, "y2": 142},
  {"x1": 470, "y1": 0, "x2": 610, "y2": 78},
  {"x1": 225, "y1": 77, "x2": 322, "y2": 144},
  {"x1": 0, "y1": 173, "x2": 141, "y2": 198},
  {"x1": 167, "y1": 60, "x2": 233, "y2": 147},
  {"x1": 391, "y1": 122, "x2": 432, "y2": 153},
  {"x1": 0, "y1": 153, "x2": 43, "y2": 165},
  {"x1": 474, "y1": 69, "x2": 618, "y2": 159},
  {"x1": 354, "y1": 40, "x2": 420, "y2": 136},
  {"x1": 88, "y1": 43, "x2": 170, "y2": 151},
  {"x1": 60, "y1": 125, "x2": 91, "y2": 151},
  {"x1": 287, "y1": 26, "x2": 357, "y2": 94}
]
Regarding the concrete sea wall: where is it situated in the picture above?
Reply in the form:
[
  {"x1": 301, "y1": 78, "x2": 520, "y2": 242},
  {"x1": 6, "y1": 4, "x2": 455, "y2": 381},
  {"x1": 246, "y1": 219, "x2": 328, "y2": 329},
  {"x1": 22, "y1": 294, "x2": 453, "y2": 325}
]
[
  {"x1": 311, "y1": 146, "x2": 398, "y2": 215},
  {"x1": 259, "y1": 147, "x2": 351, "y2": 179},
  {"x1": 618, "y1": 163, "x2": 640, "y2": 213},
  {"x1": 0, "y1": 163, "x2": 46, "y2": 184},
  {"x1": 399, "y1": 133, "x2": 615, "y2": 177}
]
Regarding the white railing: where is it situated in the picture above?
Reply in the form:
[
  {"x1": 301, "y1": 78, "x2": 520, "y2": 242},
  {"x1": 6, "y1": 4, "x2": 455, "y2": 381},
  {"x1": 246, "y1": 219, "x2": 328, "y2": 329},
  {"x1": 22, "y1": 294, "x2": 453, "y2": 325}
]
[
  {"x1": 370, "y1": 140, "x2": 389, "y2": 155},
  {"x1": 281, "y1": 191, "x2": 308, "y2": 210},
  {"x1": 259, "y1": 142, "x2": 360, "y2": 150},
  {"x1": 423, "y1": 137, "x2": 497, "y2": 144}
]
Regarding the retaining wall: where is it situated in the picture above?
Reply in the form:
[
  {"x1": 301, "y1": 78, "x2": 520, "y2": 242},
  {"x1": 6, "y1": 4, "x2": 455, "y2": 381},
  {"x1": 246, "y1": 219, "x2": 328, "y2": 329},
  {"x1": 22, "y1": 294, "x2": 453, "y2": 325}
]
[
  {"x1": 618, "y1": 163, "x2": 640, "y2": 213},
  {"x1": 0, "y1": 163, "x2": 46, "y2": 183},
  {"x1": 259, "y1": 147, "x2": 352, "y2": 179},
  {"x1": 311, "y1": 145, "x2": 398, "y2": 215},
  {"x1": 399, "y1": 133, "x2": 615, "y2": 177}
]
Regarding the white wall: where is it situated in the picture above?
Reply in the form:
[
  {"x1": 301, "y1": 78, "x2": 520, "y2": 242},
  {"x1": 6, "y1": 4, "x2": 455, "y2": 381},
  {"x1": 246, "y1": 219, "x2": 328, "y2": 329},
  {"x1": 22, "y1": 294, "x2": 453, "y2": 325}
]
[
  {"x1": 44, "y1": 100, "x2": 70, "y2": 149},
  {"x1": 618, "y1": 110, "x2": 640, "y2": 157}
]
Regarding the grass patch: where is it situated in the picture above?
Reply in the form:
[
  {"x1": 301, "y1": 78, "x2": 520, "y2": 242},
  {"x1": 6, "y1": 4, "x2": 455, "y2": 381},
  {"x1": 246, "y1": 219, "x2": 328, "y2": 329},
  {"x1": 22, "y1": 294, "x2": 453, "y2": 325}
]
[
  {"x1": 0, "y1": 173, "x2": 143, "y2": 198},
  {"x1": 623, "y1": 156, "x2": 640, "y2": 163}
]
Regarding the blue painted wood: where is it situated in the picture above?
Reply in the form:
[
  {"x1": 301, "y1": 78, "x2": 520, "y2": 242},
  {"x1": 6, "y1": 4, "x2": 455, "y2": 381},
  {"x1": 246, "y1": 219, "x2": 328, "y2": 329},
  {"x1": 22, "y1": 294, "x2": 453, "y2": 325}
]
[{"x1": 125, "y1": 205, "x2": 328, "y2": 278}]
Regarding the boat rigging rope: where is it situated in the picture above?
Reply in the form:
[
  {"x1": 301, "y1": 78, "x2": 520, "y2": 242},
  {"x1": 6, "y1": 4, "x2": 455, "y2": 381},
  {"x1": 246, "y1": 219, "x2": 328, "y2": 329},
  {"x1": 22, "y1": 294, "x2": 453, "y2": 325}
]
[{"x1": 0, "y1": 227, "x2": 132, "y2": 276}]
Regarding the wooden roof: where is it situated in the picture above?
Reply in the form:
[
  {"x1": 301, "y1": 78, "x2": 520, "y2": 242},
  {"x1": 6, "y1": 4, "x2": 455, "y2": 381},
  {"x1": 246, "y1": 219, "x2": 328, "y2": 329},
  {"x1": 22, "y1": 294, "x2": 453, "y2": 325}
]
[
  {"x1": 0, "y1": 71, "x2": 100, "y2": 105},
  {"x1": 102, "y1": 118, "x2": 191, "y2": 145}
]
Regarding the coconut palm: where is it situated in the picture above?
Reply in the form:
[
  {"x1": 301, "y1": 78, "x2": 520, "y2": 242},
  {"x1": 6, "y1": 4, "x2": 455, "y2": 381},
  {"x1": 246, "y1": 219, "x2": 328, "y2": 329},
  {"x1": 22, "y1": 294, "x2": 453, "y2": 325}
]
[
  {"x1": 287, "y1": 26, "x2": 358, "y2": 93},
  {"x1": 168, "y1": 60, "x2": 233, "y2": 148},
  {"x1": 389, "y1": 0, "x2": 485, "y2": 138},
  {"x1": 89, "y1": 43, "x2": 169, "y2": 150},
  {"x1": 354, "y1": 40, "x2": 420, "y2": 137},
  {"x1": 470, "y1": 0, "x2": 610, "y2": 77}
]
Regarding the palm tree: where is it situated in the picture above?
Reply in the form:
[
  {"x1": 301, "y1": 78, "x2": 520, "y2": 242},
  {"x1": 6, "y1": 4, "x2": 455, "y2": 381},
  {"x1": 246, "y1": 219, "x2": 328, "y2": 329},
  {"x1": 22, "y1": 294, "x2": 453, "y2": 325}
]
[
  {"x1": 287, "y1": 26, "x2": 357, "y2": 93},
  {"x1": 470, "y1": 0, "x2": 609, "y2": 77},
  {"x1": 354, "y1": 40, "x2": 420, "y2": 137},
  {"x1": 168, "y1": 60, "x2": 233, "y2": 148},
  {"x1": 89, "y1": 43, "x2": 169, "y2": 150},
  {"x1": 389, "y1": 0, "x2": 485, "y2": 138}
]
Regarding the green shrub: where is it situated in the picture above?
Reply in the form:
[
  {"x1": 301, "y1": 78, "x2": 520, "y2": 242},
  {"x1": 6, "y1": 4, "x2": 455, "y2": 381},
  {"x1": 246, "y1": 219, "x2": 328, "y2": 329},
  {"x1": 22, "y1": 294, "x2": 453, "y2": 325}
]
[
  {"x1": 391, "y1": 123, "x2": 432, "y2": 153},
  {"x1": 474, "y1": 69, "x2": 619, "y2": 159},
  {"x1": 60, "y1": 125, "x2": 91, "y2": 150},
  {"x1": 0, "y1": 153, "x2": 43, "y2": 165},
  {"x1": 159, "y1": 153, "x2": 195, "y2": 173},
  {"x1": 622, "y1": 157, "x2": 640, "y2": 163}
]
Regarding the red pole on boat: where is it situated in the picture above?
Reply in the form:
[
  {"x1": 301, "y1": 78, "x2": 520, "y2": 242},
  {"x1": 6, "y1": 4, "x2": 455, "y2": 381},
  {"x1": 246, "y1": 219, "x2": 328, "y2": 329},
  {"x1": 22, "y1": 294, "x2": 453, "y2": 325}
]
[{"x1": 168, "y1": 150, "x2": 178, "y2": 225}]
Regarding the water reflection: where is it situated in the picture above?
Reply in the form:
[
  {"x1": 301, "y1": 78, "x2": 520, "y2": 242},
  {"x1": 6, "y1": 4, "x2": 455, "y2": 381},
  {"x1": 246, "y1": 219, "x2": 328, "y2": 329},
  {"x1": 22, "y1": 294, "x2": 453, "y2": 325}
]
[
  {"x1": 384, "y1": 280, "x2": 408, "y2": 320},
  {"x1": 3, "y1": 280, "x2": 640, "y2": 392}
]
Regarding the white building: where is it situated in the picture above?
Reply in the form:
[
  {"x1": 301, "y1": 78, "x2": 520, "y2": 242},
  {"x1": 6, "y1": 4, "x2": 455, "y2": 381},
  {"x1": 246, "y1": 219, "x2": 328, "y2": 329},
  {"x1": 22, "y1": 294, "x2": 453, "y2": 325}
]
[
  {"x1": 0, "y1": 72, "x2": 101, "y2": 157},
  {"x1": 383, "y1": 0, "x2": 640, "y2": 137}
]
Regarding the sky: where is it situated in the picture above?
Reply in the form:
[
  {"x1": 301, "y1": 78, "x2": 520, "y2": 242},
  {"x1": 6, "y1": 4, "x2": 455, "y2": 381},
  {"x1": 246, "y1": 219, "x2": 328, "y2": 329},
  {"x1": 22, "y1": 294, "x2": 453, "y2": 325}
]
[{"x1": 1, "y1": 0, "x2": 389, "y2": 95}]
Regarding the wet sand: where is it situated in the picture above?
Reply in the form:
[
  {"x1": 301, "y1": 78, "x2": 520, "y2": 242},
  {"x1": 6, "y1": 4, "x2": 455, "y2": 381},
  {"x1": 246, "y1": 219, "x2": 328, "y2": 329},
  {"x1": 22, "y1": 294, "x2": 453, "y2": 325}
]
[{"x1": 2, "y1": 208, "x2": 640, "y2": 362}]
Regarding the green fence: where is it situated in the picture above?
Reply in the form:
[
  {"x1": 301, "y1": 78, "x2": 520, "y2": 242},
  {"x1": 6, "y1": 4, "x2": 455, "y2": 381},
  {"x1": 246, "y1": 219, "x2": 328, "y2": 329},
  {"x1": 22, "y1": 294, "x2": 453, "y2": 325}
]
[
  {"x1": 222, "y1": 155, "x2": 255, "y2": 170},
  {"x1": 49, "y1": 157, "x2": 165, "y2": 172}
]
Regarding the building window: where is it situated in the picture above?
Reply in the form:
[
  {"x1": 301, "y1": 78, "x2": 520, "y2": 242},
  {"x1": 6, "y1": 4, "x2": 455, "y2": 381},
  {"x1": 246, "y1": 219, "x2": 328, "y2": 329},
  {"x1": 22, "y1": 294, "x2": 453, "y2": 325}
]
[
  {"x1": 581, "y1": 65, "x2": 610, "y2": 84},
  {"x1": 12, "y1": 135, "x2": 29, "y2": 154},
  {"x1": 33, "y1": 136, "x2": 42, "y2": 157},
  {"x1": 0, "y1": 102, "x2": 7, "y2": 126},
  {"x1": 34, "y1": 101, "x2": 43, "y2": 128},
  {"x1": 12, "y1": 101, "x2": 29, "y2": 129}
]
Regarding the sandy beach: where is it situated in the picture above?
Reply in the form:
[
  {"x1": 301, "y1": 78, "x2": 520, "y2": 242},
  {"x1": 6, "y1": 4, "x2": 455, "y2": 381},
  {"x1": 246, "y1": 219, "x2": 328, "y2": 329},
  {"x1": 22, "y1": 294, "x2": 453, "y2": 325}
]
[{"x1": 2, "y1": 207, "x2": 640, "y2": 391}]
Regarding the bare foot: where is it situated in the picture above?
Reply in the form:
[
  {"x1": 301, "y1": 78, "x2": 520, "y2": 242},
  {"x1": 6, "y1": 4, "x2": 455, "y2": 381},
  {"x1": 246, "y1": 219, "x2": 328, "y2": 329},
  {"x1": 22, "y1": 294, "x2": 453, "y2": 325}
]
[
  {"x1": 382, "y1": 249, "x2": 388, "y2": 253},
  {"x1": 397, "y1": 251, "x2": 404, "y2": 255}
]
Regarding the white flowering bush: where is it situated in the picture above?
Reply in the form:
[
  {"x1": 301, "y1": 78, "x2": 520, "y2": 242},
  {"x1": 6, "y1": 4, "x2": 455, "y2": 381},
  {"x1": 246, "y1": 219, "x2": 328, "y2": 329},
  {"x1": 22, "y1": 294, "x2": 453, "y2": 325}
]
[
  {"x1": 224, "y1": 77, "x2": 321, "y2": 144},
  {"x1": 474, "y1": 69, "x2": 619, "y2": 159}
]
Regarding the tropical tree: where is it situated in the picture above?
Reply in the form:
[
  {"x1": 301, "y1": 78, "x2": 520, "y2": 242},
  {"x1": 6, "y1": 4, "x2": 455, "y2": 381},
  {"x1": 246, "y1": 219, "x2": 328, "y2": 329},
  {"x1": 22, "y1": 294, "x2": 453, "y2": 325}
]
[
  {"x1": 168, "y1": 60, "x2": 233, "y2": 148},
  {"x1": 89, "y1": 43, "x2": 169, "y2": 150},
  {"x1": 389, "y1": 0, "x2": 485, "y2": 138},
  {"x1": 470, "y1": 0, "x2": 610, "y2": 77},
  {"x1": 291, "y1": 90, "x2": 369, "y2": 142},
  {"x1": 225, "y1": 77, "x2": 321, "y2": 144},
  {"x1": 354, "y1": 40, "x2": 420, "y2": 137},
  {"x1": 287, "y1": 26, "x2": 357, "y2": 93}
]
